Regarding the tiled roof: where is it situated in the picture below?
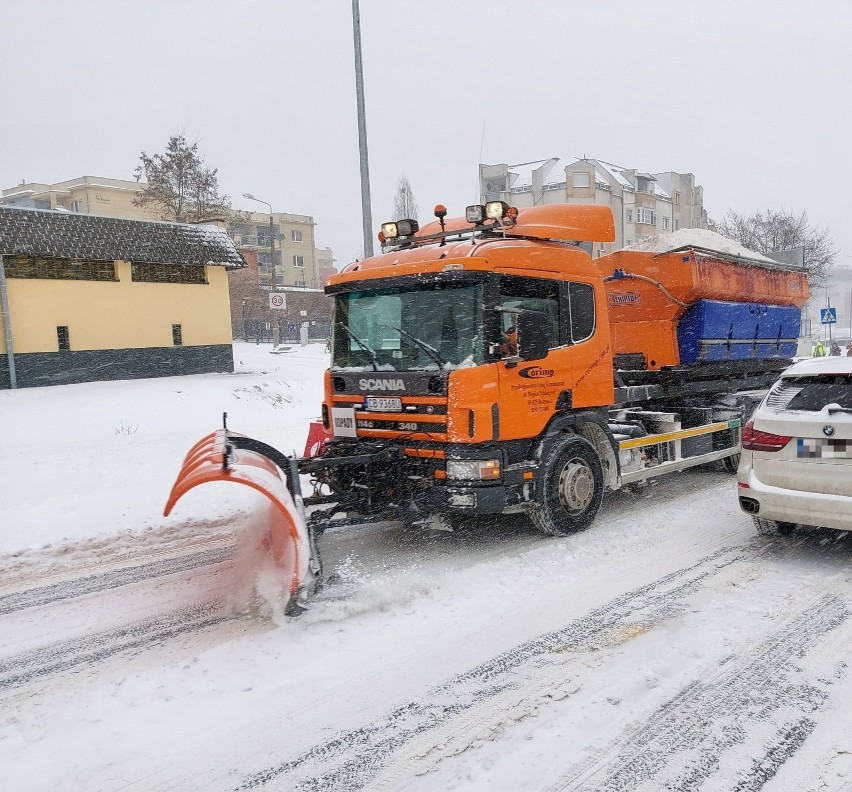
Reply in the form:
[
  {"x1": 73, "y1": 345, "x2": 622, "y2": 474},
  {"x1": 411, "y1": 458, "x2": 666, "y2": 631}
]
[{"x1": 0, "y1": 206, "x2": 246, "y2": 268}]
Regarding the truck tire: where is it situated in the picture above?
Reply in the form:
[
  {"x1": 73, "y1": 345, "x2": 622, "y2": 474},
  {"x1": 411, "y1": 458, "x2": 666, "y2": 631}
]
[
  {"x1": 753, "y1": 517, "x2": 796, "y2": 536},
  {"x1": 530, "y1": 436, "x2": 605, "y2": 537}
]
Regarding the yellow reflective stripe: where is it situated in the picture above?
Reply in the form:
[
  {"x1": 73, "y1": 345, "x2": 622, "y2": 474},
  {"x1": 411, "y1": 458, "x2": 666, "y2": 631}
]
[{"x1": 618, "y1": 421, "x2": 735, "y2": 450}]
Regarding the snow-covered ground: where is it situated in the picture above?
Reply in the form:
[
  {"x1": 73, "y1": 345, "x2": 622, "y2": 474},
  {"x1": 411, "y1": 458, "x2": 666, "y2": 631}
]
[{"x1": 3, "y1": 343, "x2": 852, "y2": 791}]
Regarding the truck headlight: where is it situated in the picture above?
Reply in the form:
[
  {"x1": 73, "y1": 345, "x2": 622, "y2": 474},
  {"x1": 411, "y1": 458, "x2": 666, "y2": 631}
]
[{"x1": 446, "y1": 459, "x2": 501, "y2": 481}]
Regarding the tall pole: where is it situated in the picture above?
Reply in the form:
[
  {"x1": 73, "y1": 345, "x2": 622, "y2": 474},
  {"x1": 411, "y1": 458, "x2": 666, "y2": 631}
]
[
  {"x1": 352, "y1": 0, "x2": 374, "y2": 258},
  {"x1": 0, "y1": 255, "x2": 17, "y2": 389},
  {"x1": 269, "y1": 213, "x2": 276, "y2": 289}
]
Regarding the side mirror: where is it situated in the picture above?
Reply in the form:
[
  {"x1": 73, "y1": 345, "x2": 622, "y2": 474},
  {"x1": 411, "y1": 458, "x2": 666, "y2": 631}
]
[{"x1": 517, "y1": 311, "x2": 550, "y2": 361}]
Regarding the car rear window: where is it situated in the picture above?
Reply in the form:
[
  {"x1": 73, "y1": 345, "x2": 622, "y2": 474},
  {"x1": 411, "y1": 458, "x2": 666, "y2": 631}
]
[{"x1": 765, "y1": 374, "x2": 852, "y2": 412}]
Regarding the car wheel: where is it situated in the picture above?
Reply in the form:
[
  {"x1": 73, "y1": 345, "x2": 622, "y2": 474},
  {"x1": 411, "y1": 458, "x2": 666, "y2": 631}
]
[
  {"x1": 530, "y1": 436, "x2": 604, "y2": 537},
  {"x1": 753, "y1": 517, "x2": 796, "y2": 536}
]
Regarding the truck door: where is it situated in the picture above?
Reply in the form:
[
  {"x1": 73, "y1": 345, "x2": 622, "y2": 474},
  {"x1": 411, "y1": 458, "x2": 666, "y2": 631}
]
[
  {"x1": 496, "y1": 275, "x2": 570, "y2": 440},
  {"x1": 562, "y1": 280, "x2": 613, "y2": 409}
]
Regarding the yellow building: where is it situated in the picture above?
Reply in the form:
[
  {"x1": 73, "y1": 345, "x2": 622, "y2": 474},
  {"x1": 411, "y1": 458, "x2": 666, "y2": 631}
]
[
  {"x1": 0, "y1": 206, "x2": 245, "y2": 388},
  {"x1": 2, "y1": 177, "x2": 329, "y2": 290}
]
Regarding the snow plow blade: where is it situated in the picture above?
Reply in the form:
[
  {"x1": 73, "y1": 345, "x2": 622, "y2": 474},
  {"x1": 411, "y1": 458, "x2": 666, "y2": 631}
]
[{"x1": 164, "y1": 427, "x2": 317, "y2": 614}]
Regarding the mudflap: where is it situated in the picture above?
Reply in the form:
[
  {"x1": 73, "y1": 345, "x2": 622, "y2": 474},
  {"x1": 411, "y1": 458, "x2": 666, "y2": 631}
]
[{"x1": 163, "y1": 429, "x2": 318, "y2": 615}]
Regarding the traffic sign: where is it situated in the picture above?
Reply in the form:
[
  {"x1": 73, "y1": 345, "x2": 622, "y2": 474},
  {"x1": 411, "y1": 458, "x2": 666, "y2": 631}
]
[
  {"x1": 269, "y1": 293, "x2": 287, "y2": 310},
  {"x1": 820, "y1": 307, "x2": 837, "y2": 324}
]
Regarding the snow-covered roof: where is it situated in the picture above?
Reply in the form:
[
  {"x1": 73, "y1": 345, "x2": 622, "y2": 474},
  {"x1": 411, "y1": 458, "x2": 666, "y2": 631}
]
[
  {"x1": 509, "y1": 158, "x2": 564, "y2": 190},
  {"x1": 653, "y1": 183, "x2": 671, "y2": 200},
  {"x1": 593, "y1": 160, "x2": 635, "y2": 190},
  {"x1": 0, "y1": 205, "x2": 246, "y2": 268},
  {"x1": 623, "y1": 228, "x2": 782, "y2": 266}
]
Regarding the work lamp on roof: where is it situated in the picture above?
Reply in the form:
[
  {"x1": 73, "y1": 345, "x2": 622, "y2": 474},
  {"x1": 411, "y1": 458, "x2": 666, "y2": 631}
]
[
  {"x1": 485, "y1": 201, "x2": 509, "y2": 220},
  {"x1": 465, "y1": 204, "x2": 485, "y2": 224},
  {"x1": 381, "y1": 219, "x2": 418, "y2": 239},
  {"x1": 396, "y1": 219, "x2": 419, "y2": 236}
]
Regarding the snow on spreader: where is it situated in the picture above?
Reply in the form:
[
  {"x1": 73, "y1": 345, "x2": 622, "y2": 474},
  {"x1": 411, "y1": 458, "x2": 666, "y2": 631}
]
[{"x1": 163, "y1": 418, "x2": 321, "y2": 614}]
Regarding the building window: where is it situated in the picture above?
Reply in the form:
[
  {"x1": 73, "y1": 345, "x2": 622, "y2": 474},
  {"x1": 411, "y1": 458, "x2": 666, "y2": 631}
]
[
  {"x1": 675, "y1": 220, "x2": 680, "y2": 231},
  {"x1": 636, "y1": 208, "x2": 656, "y2": 225},
  {"x1": 572, "y1": 172, "x2": 590, "y2": 188},
  {"x1": 663, "y1": 217, "x2": 670, "y2": 231},
  {"x1": 57, "y1": 326, "x2": 70, "y2": 351},
  {"x1": 258, "y1": 251, "x2": 281, "y2": 267},
  {"x1": 131, "y1": 263, "x2": 207, "y2": 284},
  {"x1": 291, "y1": 230, "x2": 303, "y2": 242},
  {"x1": 70, "y1": 200, "x2": 83, "y2": 213},
  {"x1": 293, "y1": 255, "x2": 305, "y2": 267},
  {"x1": 257, "y1": 227, "x2": 273, "y2": 247},
  {"x1": 5, "y1": 255, "x2": 116, "y2": 281},
  {"x1": 674, "y1": 190, "x2": 680, "y2": 205},
  {"x1": 626, "y1": 209, "x2": 633, "y2": 223},
  {"x1": 172, "y1": 324, "x2": 183, "y2": 346}
]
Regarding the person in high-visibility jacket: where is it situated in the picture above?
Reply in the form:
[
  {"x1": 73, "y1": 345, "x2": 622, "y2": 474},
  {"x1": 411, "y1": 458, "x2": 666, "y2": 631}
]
[
  {"x1": 812, "y1": 340, "x2": 827, "y2": 357},
  {"x1": 500, "y1": 324, "x2": 518, "y2": 357}
]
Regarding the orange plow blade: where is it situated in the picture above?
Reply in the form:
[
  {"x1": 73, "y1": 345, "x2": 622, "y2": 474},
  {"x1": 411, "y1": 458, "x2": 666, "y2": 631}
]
[{"x1": 164, "y1": 429, "x2": 314, "y2": 611}]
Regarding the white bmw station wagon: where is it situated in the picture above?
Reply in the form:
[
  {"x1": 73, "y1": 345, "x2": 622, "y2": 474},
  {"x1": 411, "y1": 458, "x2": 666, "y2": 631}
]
[{"x1": 737, "y1": 356, "x2": 852, "y2": 534}]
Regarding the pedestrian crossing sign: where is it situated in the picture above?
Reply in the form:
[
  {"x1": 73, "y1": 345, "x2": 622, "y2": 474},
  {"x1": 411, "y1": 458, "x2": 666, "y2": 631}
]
[{"x1": 821, "y1": 307, "x2": 837, "y2": 324}]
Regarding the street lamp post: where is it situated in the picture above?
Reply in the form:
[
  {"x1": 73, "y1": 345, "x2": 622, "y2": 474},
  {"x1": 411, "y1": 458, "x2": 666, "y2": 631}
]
[
  {"x1": 244, "y1": 192, "x2": 280, "y2": 348},
  {"x1": 243, "y1": 193, "x2": 276, "y2": 290}
]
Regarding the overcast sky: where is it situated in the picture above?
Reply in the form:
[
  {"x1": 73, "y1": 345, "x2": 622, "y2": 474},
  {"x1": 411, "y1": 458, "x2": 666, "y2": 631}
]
[{"x1": 2, "y1": 1, "x2": 851, "y2": 273}]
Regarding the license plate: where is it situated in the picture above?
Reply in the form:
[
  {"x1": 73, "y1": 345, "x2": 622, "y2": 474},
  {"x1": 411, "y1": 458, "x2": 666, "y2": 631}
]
[
  {"x1": 365, "y1": 397, "x2": 402, "y2": 412},
  {"x1": 797, "y1": 438, "x2": 852, "y2": 459}
]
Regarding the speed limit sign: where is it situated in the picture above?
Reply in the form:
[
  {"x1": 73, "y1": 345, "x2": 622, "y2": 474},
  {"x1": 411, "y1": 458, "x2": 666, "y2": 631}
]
[{"x1": 269, "y1": 292, "x2": 287, "y2": 310}]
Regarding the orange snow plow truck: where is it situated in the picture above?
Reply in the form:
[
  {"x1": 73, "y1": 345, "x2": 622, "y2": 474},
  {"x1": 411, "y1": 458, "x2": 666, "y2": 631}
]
[{"x1": 165, "y1": 202, "x2": 808, "y2": 612}]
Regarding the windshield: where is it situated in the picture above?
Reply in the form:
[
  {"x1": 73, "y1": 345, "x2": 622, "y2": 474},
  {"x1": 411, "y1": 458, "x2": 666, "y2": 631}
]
[{"x1": 331, "y1": 282, "x2": 485, "y2": 370}]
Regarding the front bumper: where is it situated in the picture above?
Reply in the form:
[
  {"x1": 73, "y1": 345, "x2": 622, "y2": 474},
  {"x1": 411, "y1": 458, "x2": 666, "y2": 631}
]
[
  {"x1": 425, "y1": 483, "x2": 514, "y2": 515},
  {"x1": 738, "y1": 467, "x2": 852, "y2": 531}
]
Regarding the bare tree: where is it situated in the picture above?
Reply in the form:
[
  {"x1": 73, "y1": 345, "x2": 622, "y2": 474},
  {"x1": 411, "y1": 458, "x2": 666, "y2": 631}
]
[
  {"x1": 716, "y1": 208, "x2": 837, "y2": 288},
  {"x1": 133, "y1": 134, "x2": 230, "y2": 222},
  {"x1": 392, "y1": 176, "x2": 418, "y2": 221}
]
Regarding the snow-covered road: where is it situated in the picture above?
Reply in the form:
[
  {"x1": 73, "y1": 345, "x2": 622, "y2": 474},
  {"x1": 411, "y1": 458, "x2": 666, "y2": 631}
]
[
  {"x1": 3, "y1": 344, "x2": 852, "y2": 791},
  {"x1": 4, "y1": 471, "x2": 852, "y2": 791}
]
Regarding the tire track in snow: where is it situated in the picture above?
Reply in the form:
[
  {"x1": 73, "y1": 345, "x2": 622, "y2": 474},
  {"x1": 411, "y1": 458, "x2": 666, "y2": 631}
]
[
  {"x1": 0, "y1": 546, "x2": 235, "y2": 615},
  {"x1": 0, "y1": 601, "x2": 234, "y2": 690},
  {"x1": 235, "y1": 544, "x2": 753, "y2": 791},
  {"x1": 556, "y1": 592, "x2": 850, "y2": 792}
]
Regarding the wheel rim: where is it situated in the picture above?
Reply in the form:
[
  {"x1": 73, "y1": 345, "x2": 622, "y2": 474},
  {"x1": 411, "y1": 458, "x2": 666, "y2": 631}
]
[{"x1": 557, "y1": 457, "x2": 595, "y2": 515}]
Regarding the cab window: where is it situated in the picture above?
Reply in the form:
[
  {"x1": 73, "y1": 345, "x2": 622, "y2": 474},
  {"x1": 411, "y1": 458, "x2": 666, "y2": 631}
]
[
  {"x1": 568, "y1": 282, "x2": 595, "y2": 342},
  {"x1": 498, "y1": 276, "x2": 560, "y2": 356}
]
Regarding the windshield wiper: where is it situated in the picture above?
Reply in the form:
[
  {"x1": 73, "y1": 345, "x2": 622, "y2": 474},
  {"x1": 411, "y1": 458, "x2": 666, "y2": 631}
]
[
  {"x1": 338, "y1": 325, "x2": 379, "y2": 371},
  {"x1": 378, "y1": 323, "x2": 446, "y2": 368},
  {"x1": 827, "y1": 404, "x2": 852, "y2": 415}
]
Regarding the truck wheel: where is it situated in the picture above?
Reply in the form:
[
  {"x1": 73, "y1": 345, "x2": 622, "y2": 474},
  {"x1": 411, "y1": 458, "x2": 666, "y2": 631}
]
[
  {"x1": 753, "y1": 517, "x2": 796, "y2": 536},
  {"x1": 722, "y1": 453, "x2": 740, "y2": 474},
  {"x1": 531, "y1": 436, "x2": 604, "y2": 537}
]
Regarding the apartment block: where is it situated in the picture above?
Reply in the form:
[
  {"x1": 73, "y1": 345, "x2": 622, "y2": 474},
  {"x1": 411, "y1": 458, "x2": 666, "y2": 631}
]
[{"x1": 480, "y1": 158, "x2": 710, "y2": 257}]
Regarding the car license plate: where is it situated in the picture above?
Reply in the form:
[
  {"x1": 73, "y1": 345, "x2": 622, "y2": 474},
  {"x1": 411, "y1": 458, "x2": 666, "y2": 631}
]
[
  {"x1": 365, "y1": 397, "x2": 402, "y2": 412},
  {"x1": 797, "y1": 438, "x2": 852, "y2": 459}
]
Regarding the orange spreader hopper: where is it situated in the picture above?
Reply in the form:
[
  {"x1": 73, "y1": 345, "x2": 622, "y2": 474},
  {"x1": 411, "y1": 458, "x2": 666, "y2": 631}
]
[{"x1": 163, "y1": 429, "x2": 316, "y2": 613}]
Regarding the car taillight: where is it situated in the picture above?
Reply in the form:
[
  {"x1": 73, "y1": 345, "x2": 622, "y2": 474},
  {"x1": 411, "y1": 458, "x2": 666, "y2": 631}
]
[{"x1": 740, "y1": 420, "x2": 791, "y2": 452}]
